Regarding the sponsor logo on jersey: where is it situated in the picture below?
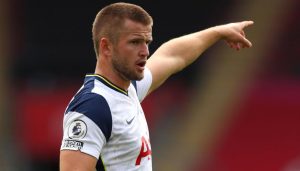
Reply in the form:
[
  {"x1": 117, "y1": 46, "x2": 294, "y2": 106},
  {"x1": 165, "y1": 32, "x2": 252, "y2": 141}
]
[
  {"x1": 68, "y1": 120, "x2": 87, "y2": 139},
  {"x1": 62, "y1": 140, "x2": 84, "y2": 150}
]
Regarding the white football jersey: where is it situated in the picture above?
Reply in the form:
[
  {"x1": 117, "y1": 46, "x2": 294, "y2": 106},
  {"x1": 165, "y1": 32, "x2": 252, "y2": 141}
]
[{"x1": 61, "y1": 68, "x2": 153, "y2": 171}]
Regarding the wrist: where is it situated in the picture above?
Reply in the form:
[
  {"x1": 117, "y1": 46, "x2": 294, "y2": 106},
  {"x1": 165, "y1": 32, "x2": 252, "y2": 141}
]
[{"x1": 211, "y1": 25, "x2": 224, "y2": 39}]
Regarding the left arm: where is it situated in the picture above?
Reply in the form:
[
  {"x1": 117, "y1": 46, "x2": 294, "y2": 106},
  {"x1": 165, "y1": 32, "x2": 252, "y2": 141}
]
[{"x1": 146, "y1": 21, "x2": 254, "y2": 94}]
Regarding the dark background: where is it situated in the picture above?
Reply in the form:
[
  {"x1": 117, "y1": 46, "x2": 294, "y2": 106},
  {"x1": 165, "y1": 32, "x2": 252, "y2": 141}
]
[{"x1": 13, "y1": 0, "x2": 232, "y2": 83}]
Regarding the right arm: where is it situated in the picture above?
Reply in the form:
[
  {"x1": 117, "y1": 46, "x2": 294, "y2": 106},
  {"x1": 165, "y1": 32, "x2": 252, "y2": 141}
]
[{"x1": 60, "y1": 93, "x2": 112, "y2": 171}]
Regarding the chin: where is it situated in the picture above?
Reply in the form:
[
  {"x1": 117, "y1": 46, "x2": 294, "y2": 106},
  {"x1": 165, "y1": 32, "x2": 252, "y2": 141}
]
[
  {"x1": 134, "y1": 72, "x2": 144, "y2": 81},
  {"x1": 135, "y1": 75, "x2": 144, "y2": 81}
]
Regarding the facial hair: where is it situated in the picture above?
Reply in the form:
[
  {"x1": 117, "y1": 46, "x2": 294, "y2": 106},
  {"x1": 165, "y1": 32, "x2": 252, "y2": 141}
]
[{"x1": 111, "y1": 52, "x2": 144, "y2": 81}]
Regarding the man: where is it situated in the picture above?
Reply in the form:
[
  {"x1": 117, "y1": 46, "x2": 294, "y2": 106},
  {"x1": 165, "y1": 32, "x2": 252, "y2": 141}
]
[{"x1": 60, "y1": 2, "x2": 254, "y2": 171}]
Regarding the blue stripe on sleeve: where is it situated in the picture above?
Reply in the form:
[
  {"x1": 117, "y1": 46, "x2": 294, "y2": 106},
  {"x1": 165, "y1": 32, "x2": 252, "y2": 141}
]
[{"x1": 66, "y1": 92, "x2": 112, "y2": 141}]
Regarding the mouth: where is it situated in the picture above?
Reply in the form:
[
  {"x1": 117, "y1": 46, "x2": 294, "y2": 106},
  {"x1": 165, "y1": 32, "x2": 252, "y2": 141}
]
[{"x1": 136, "y1": 60, "x2": 146, "y2": 70}]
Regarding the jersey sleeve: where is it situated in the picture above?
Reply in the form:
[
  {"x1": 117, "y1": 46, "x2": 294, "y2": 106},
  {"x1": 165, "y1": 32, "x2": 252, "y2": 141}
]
[
  {"x1": 60, "y1": 93, "x2": 112, "y2": 159},
  {"x1": 135, "y1": 67, "x2": 153, "y2": 102}
]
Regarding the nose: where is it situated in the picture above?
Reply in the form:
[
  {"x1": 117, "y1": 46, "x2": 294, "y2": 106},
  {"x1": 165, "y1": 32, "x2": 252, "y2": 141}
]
[{"x1": 139, "y1": 43, "x2": 150, "y2": 58}]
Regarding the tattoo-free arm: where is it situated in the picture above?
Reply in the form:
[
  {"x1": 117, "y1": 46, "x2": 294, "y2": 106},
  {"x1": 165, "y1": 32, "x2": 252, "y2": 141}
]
[
  {"x1": 146, "y1": 21, "x2": 254, "y2": 94},
  {"x1": 60, "y1": 150, "x2": 97, "y2": 171}
]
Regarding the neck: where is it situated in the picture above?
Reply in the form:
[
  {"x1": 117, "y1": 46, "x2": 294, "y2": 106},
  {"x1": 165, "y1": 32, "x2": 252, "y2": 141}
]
[{"x1": 95, "y1": 59, "x2": 130, "y2": 91}]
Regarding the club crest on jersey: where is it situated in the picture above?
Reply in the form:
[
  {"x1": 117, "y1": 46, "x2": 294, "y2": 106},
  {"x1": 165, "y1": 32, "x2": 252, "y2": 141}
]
[{"x1": 68, "y1": 120, "x2": 87, "y2": 139}]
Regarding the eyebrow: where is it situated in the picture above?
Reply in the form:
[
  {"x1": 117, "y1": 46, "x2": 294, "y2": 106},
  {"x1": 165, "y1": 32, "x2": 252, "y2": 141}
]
[{"x1": 130, "y1": 33, "x2": 152, "y2": 39}]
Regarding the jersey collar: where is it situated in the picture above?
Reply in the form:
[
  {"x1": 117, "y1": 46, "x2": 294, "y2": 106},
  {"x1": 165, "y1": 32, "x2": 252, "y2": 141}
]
[{"x1": 86, "y1": 74, "x2": 128, "y2": 96}]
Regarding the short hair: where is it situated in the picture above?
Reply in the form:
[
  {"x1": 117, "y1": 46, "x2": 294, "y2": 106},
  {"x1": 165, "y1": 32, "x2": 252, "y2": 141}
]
[{"x1": 92, "y1": 2, "x2": 153, "y2": 58}]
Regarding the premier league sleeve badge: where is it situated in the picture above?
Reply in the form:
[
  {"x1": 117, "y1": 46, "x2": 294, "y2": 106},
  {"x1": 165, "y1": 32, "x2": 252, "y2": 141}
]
[
  {"x1": 68, "y1": 120, "x2": 87, "y2": 139},
  {"x1": 62, "y1": 120, "x2": 88, "y2": 151}
]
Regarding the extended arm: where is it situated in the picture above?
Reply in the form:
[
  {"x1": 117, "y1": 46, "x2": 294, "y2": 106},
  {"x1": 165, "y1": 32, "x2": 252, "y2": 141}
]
[{"x1": 146, "y1": 21, "x2": 254, "y2": 94}]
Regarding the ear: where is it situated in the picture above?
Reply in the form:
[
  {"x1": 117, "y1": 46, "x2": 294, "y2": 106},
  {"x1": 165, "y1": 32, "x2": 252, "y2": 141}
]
[{"x1": 99, "y1": 37, "x2": 112, "y2": 57}]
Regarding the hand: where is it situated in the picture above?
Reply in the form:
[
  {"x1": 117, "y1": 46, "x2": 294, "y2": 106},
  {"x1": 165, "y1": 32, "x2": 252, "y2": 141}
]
[{"x1": 216, "y1": 21, "x2": 254, "y2": 51}]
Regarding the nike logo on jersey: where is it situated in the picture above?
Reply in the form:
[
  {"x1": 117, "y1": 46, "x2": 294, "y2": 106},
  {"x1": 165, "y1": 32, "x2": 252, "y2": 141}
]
[{"x1": 126, "y1": 116, "x2": 135, "y2": 125}]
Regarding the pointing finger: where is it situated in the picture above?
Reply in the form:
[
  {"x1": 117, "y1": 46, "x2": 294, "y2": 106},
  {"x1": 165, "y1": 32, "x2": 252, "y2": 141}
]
[{"x1": 241, "y1": 21, "x2": 254, "y2": 28}]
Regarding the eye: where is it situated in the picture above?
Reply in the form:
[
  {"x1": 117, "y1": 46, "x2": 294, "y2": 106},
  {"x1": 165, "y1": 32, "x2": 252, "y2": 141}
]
[
  {"x1": 146, "y1": 40, "x2": 152, "y2": 45},
  {"x1": 130, "y1": 39, "x2": 141, "y2": 45},
  {"x1": 129, "y1": 38, "x2": 152, "y2": 46}
]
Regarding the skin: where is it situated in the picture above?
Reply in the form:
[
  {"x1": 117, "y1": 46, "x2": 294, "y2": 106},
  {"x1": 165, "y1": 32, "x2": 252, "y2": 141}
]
[
  {"x1": 146, "y1": 21, "x2": 254, "y2": 94},
  {"x1": 95, "y1": 19, "x2": 153, "y2": 90},
  {"x1": 60, "y1": 19, "x2": 254, "y2": 171}
]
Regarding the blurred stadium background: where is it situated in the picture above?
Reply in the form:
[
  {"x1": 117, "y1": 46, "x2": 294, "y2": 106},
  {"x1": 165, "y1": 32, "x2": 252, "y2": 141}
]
[{"x1": 1, "y1": 0, "x2": 300, "y2": 170}]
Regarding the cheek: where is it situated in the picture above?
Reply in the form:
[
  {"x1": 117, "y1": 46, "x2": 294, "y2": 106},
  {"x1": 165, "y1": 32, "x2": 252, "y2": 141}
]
[
  {"x1": 114, "y1": 49, "x2": 133, "y2": 67},
  {"x1": 116, "y1": 42, "x2": 138, "y2": 63},
  {"x1": 122, "y1": 45, "x2": 136, "y2": 55},
  {"x1": 119, "y1": 46, "x2": 137, "y2": 61}
]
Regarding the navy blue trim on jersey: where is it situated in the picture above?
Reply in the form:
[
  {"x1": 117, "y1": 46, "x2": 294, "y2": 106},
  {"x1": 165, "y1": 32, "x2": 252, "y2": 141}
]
[
  {"x1": 131, "y1": 80, "x2": 137, "y2": 94},
  {"x1": 86, "y1": 74, "x2": 128, "y2": 96},
  {"x1": 66, "y1": 77, "x2": 112, "y2": 141},
  {"x1": 96, "y1": 158, "x2": 106, "y2": 171}
]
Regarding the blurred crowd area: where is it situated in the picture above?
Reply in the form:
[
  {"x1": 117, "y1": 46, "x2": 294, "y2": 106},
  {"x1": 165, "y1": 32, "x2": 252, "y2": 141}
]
[{"x1": 1, "y1": 0, "x2": 300, "y2": 171}]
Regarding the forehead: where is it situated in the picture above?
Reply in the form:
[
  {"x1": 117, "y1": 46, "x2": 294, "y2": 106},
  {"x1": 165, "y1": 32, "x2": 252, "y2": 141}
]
[{"x1": 119, "y1": 19, "x2": 152, "y2": 39}]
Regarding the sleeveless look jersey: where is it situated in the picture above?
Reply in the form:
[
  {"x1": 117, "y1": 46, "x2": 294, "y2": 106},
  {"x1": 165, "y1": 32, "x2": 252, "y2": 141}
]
[{"x1": 60, "y1": 68, "x2": 153, "y2": 171}]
